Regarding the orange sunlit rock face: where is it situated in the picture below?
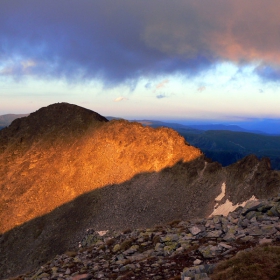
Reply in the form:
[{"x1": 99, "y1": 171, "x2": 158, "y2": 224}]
[{"x1": 0, "y1": 103, "x2": 202, "y2": 233}]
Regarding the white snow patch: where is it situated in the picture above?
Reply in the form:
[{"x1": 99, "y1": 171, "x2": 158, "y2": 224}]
[
  {"x1": 210, "y1": 181, "x2": 258, "y2": 216},
  {"x1": 215, "y1": 182, "x2": 226, "y2": 202}
]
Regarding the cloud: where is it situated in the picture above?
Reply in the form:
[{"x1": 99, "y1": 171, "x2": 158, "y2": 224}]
[
  {"x1": 145, "y1": 82, "x2": 152, "y2": 89},
  {"x1": 197, "y1": 86, "x2": 206, "y2": 92},
  {"x1": 1, "y1": 1, "x2": 280, "y2": 84},
  {"x1": 156, "y1": 94, "x2": 167, "y2": 99},
  {"x1": 114, "y1": 96, "x2": 128, "y2": 102},
  {"x1": 154, "y1": 79, "x2": 169, "y2": 91},
  {"x1": 0, "y1": 59, "x2": 38, "y2": 76}
]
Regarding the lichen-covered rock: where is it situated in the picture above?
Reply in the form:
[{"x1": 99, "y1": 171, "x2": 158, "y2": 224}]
[{"x1": 113, "y1": 244, "x2": 121, "y2": 253}]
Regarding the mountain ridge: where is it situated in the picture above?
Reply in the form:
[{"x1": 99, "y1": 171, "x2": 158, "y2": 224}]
[
  {"x1": 0, "y1": 103, "x2": 202, "y2": 234},
  {"x1": 1, "y1": 103, "x2": 280, "y2": 279}
]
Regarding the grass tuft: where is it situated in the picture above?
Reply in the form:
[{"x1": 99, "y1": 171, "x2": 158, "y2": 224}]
[{"x1": 211, "y1": 245, "x2": 280, "y2": 280}]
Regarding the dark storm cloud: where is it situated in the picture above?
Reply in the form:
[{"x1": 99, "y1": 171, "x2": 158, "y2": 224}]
[{"x1": 1, "y1": 0, "x2": 280, "y2": 85}]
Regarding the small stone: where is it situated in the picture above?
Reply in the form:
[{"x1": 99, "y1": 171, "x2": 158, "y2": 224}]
[
  {"x1": 246, "y1": 227, "x2": 263, "y2": 236},
  {"x1": 189, "y1": 226, "x2": 202, "y2": 235},
  {"x1": 92, "y1": 265, "x2": 99, "y2": 271},
  {"x1": 51, "y1": 267, "x2": 58, "y2": 274},
  {"x1": 218, "y1": 242, "x2": 232, "y2": 249},
  {"x1": 223, "y1": 233, "x2": 236, "y2": 242},
  {"x1": 97, "y1": 272, "x2": 104, "y2": 278},
  {"x1": 72, "y1": 274, "x2": 92, "y2": 280},
  {"x1": 206, "y1": 230, "x2": 222, "y2": 238},
  {"x1": 240, "y1": 235, "x2": 254, "y2": 242},
  {"x1": 242, "y1": 201, "x2": 263, "y2": 215},
  {"x1": 155, "y1": 243, "x2": 164, "y2": 251},
  {"x1": 260, "y1": 225, "x2": 277, "y2": 236},
  {"x1": 245, "y1": 211, "x2": 256, "y2": 220},
  {"x1": 176, "y1": 246, "x2": 184, "y2": 253},
  {"x1": 119, "y1": 266, "x2": 128, "y2": 272},
  {"x1": 113, "y1": 244, "x2": 121, "y2": 253},
  {"x1": 259, "y1": 238, "x2": 273, "y2": 245},
  {"x1": 193, "y1": 259, "x2": 202, "y2": 265},
  {"x1": 250, "y1": 216, "x2": 257, "y2": 223},
  {"x1": 213, "y1": 216, "x2": 220, "y2": 224},
  {"x1": 270, "y1": 203, "x2": 280, "y2": 217}
]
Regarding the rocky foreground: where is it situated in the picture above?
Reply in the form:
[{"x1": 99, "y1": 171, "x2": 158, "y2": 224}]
[{"x1": 6, "y1": 194, "x2": 280, "y2": 280}]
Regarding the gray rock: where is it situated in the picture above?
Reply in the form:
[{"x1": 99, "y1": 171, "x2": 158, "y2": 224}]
[
  {"x1": 223, "y1": 232, "x2": 236, "y2": 242},
  {"x1": 206, "y1": 230, "x2": 223, "y2": 238},
  {"x1": 259, "y1": 238, "x2": 273, "y2": 245},
  {"x1": 189, "y1": 226, "x2": 202, "y2": 235},
  {"x1": 270, "y1": 203, "x2": 280, "y2": 217},
  {"x1": 242, "y1": 201, "x2": 263, "y2": 215},
  {"x1": 218, "y1": 242, "x2": 232, "y2": 249},
  {"x1": 260, "y1": 225, "x2": 277, "y2": 236},
  {"x1": 193, "y1": 259, "x2": 202, "y2": 265}
]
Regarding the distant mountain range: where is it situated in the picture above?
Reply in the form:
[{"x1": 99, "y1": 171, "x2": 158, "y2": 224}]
[
  {"x1": 184, "y1": 123, "x2": 265, "y2": 134},
  {"x1": 0, "y1": 113, "x2": 29, "y2": 128},
  {"x1": 107, "y1": 117, "x2": 275, "y2": 135}
]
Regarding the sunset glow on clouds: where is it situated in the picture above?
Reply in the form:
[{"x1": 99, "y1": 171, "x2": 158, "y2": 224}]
[{"x1": 0, "y1": 0, "x2": 280, "y2": 131}]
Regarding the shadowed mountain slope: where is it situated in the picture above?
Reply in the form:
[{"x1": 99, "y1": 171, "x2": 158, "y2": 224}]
[
  {"x1": 1, "y1": 155, "x2": 280, "y2": 279},
  {"x1": 1, "y1": 103, "x2": 280, "y2": 279}
]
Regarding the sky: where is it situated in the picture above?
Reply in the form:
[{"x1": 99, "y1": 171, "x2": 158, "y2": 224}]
[{"x1": 1, "y1": 0, "x2": 280, "y2": 133}]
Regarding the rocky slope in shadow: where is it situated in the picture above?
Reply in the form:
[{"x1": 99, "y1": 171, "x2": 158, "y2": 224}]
[
  {"x1": 1, "y1": 103, "x2": 280, "y2": 279},
  {"x1": 5, "y1": 195, "x2": 280, "y2": 280}
]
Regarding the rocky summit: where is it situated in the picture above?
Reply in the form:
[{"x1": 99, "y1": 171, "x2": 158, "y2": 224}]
[
  {"x1": 1, "y1": 103, "x2": 280, "y2": 279},
  {"x1": 4, "y1": 194, "x2": 280, "y2": 280}
]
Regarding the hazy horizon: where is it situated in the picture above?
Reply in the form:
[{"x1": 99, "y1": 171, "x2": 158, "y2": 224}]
[
  {"x1": 1, "y1": 1, "x2": 280, "y2": 126},
  {"x1": 130, "y1": 117, "x2": 280, "y2": 135},
  {"x1": 1, "y1": 107, "x2": 280, "y2": 135}
]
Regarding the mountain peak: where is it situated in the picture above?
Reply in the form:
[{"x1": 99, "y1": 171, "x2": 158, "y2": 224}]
[
  {"x1": 9, "y1": 102, "x2": 108, "y2": 131},
  {"x1": 0, "y1": 103, "x2": 108, "y2": 154}
]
